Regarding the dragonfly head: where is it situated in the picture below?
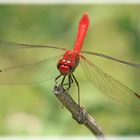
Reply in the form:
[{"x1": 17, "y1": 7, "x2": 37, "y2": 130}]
[
  {"x1": 57, "y1": 50, "x2": 80, "y2": 76},
  {"x1": 57, "y1": 62, "x2": 71, "y2": 76}
]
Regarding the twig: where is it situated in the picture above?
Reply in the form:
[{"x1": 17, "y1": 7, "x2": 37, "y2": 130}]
[{"x1": 53, "y1": 85, "x2": 105, "y2": 140}]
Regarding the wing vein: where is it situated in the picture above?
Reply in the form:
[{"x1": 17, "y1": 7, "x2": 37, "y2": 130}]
[{"x1": 80, "y1": 55, "x2": 140, "y2": 109}]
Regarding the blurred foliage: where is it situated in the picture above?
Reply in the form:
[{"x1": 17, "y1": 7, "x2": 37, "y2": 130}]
[{"x1": 0, "y1": 5, "x2": 140, "y2": 136}]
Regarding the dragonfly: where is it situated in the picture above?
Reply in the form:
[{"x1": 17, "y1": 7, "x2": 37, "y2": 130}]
[{"x1": 0, "y1": 14, "x2": 140, "y2": 109}]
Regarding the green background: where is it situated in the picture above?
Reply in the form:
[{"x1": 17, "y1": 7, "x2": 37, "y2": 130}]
[{"x1": 0, "y1": 5, "x2": 140, "y2": 135}]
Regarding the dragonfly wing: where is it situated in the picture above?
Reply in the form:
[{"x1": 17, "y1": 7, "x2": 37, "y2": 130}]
[
  {"x1": 81, "y1": 51, "x2": 140, "y2": 69},
  {"x1": 0, "y1": 41, "x2": 66, "y2": 50},
  {"x1": 0, "y1": 55, "x2": 61, "y2": 85},
  {"x1": 80, "y1": 55, "x2": 140, "y2": 109}
]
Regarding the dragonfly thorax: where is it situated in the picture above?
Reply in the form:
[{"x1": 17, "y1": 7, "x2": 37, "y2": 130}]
[{"x1": 57, "y1": 50, "x2": 80, "y2": 76}]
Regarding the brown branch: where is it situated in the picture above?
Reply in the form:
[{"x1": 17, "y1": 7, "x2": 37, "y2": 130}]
[{"x1": 53, "y1": 85, "x2": 105, "y2": 140}]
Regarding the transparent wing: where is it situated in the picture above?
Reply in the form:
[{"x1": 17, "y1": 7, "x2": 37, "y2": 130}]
[
  {"x1": 80, "y1": 55, "x2": 140, "y2": 109},
  {"x1": 0, "y1": 41, "x2": 66, "y2": 50},
  {"x1": 81, "y1": 51, "x2": 140, "y2": 69},
  {"x1": 0, "y1": 55, "x2": 61, "y2": 85}
]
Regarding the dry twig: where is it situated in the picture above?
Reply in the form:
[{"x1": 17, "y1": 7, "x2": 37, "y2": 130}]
[{"x1": 53, "y1": 85, "x2": 105, "y2": 140}]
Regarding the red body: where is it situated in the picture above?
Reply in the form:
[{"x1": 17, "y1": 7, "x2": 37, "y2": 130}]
[{"x1": 57, "y1": 14, "x2": 89, "y2": 75}]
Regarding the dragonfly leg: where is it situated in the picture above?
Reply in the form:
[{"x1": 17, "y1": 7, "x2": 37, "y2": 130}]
[
  {"x1": 63, "y1": 74, "x2": 73, "y2": 90},
  {"x1": 68, "y1": 74, "x2": 74, "y2": 89},
  {"x1": 55, "y1": 74, "x2": 62, "y2": 85},
  {"x1": 60, "y1": 76, "x2": 66, "y2": 85},
  {"x1": 72, "y1": 74, "x2": 80, "y2": 106},
  {"x1": 55, "y1": 74, "x2": 80, "y2": 106},
  {"x1": 55, "y1": 74, "x2": 72, "y2": 90}
]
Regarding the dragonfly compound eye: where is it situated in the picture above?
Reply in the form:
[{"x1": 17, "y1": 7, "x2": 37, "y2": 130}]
[{"x1": 58, "y1": 64, "x2": 71, "y2": 76}]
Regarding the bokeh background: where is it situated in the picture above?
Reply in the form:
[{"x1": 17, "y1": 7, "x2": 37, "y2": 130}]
[{"x1": 0, "y1": 5, "x2": 140, "y2": 136}]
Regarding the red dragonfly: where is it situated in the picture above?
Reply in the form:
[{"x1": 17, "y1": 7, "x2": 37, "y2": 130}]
[{"x1": 0, "y1": 14, "x2": 140, "y2": 108}]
